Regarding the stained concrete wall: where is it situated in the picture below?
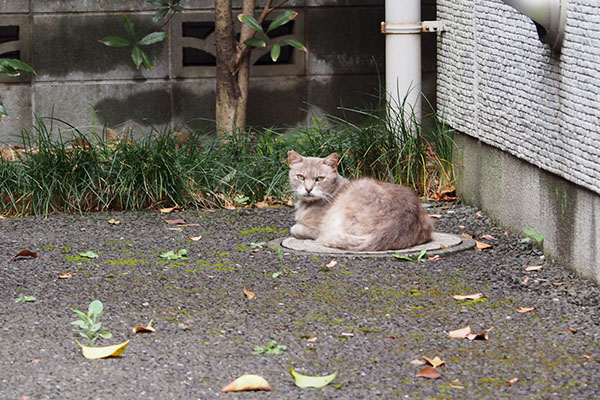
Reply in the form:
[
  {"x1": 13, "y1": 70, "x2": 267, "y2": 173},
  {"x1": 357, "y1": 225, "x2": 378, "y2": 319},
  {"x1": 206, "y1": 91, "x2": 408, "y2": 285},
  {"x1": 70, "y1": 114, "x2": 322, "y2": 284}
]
[
  {"x1": 437, "y1": 1, "x2": 600, "y2": 282},
  {"x1": 0, "y1": 0, "x2": 410, "y2": 141}
]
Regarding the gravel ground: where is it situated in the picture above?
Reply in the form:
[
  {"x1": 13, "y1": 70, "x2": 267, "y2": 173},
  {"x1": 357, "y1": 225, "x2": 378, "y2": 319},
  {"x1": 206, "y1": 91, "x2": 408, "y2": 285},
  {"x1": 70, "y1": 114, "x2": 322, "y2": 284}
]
[{"x1": 1, "y1": 204, "x2": 599, "y2": 399}]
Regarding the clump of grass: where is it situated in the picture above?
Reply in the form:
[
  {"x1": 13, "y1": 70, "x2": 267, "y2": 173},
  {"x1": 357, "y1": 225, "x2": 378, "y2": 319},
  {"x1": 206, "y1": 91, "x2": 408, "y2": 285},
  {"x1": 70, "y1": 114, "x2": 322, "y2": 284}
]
[{"x1": 0, "y1": 94, "x2": 454, "y2": 216}]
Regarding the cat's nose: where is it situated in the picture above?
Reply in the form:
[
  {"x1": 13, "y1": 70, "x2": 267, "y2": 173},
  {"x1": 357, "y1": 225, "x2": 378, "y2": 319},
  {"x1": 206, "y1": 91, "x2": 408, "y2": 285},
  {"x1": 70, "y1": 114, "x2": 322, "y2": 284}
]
[{"x1": 305, "y1": 187, "x2": 313, "y2": 193}]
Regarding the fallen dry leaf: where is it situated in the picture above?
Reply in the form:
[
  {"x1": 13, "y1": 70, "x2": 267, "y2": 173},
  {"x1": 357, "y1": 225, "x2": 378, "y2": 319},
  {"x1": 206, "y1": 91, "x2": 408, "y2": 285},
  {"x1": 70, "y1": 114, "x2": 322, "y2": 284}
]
[
  {"x1": 416, "y1": 366, "x2": 441, "y2": 379},
  {"x1": 307, "y1": 337, "x2": 318, "y2": 344},
  {"x1": 57, "y1": 273, "x2": 74, "y2": 279},
  {"x1": 108, "y1": 218, "x2": 121, "y2": 225},
  {"x1": 448, "y1": 325, "x2": 472, "y2": 339},
  {"x1": 409, "y1": 358, "x2": 427, "y2": 366},
  {"x1": 460, "y1": 232, "x2": 474, "y2": 239},
  {"x1": 189, "y1": 235, "x2": 202, "y2": 241},
  {"x1": 525, "y1": 265, "x2": 544, "y2": 271},
  {"x1": 165, "y1": 218, "x2": 186, "y2": 225},
  {"x1": 476, "y1": 211, "x2": 483, "y2": 217},
  {"x1": 552, "y1": 282, "x2": 564, "y2": 286},
  {"x1": 583, "y1": 354, "x2": 594, "y2": 360},
  {"x1": 325, "y1": 258, "x2": 338, "y2": 268},
  {"x1": 243, "y1": 287, "x2": 256, "y2": 299},
  {"x1": 475, "y1": 240, "x2": 493, "y2": 251},
  {"x1": 422, "y1": 355, "x2": 445, "y2": 368},
  {"x1": 466, "y1": 329, "x2": 490, "y2": 341},
  {"x1": 453, "y1": 293, "x2": 485, "y2": 301},
  {"x1": 521, "y1": 276, "x2": 530, "y2": 286},
  {"x1": 221, "y1": 374, "x2": 271, "y2": 392},
  {"x1": 254, "y1": 201, "x2": 269, "y2": 208},
  {"x1": 480, "y1": 234, "x2": 497, "y2": 241},
  {"x1": 449, "y1": 379, "x2": 465, "y2": 389},
  {"x1": 516, "y1": 306, "x2": 536, "y2": 314},
  {"x1": 506, "y1": 377, "x2": 519, "y2": 385},
  {"x1": 429, "y1": 214, "x2": 443, "y2": 219},
  {"x1": 12, "y1": 249, "x2": 38, "y2": 261},
  {"x1": 428, "y1": 255, "x2": 442, "y2": 261},
  {"x1": 160, "y1": 206, "x2": 184, "y2": 214},
  {"x1": 133, "y1": 319, "x2": 156, "y2": 333}
]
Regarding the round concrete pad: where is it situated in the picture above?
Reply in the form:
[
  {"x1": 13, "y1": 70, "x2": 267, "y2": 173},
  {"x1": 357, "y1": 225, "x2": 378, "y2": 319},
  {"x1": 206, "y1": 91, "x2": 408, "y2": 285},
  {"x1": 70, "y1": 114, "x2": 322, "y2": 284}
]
[{"x1": 269, "y1": 232, "x2": 476, "y2": 258}]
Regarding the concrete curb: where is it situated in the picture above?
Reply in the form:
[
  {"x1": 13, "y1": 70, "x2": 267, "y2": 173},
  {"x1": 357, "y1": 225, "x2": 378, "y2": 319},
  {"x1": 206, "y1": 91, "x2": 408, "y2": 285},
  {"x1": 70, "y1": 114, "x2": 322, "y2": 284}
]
[{"x1": 268, "y1": 232, "x2": 476, "y2": 258}]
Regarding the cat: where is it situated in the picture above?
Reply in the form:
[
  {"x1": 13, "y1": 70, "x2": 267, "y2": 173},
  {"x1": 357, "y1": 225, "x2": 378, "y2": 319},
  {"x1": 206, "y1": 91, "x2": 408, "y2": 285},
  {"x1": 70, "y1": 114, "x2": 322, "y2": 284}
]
[{"x1": 287, "y1": 150, "x2": 434, "y2": 251}]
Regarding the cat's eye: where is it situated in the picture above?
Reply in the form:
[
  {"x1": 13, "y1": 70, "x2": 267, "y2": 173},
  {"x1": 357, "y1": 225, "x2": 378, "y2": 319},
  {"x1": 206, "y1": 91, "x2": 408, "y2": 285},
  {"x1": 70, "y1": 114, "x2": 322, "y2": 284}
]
[
  {"x1": 296, "y1": 174, "x2": 305, "y2": 181},
  {"x1": 316, "y1": 176, "x2": 325, "y2": 182}
]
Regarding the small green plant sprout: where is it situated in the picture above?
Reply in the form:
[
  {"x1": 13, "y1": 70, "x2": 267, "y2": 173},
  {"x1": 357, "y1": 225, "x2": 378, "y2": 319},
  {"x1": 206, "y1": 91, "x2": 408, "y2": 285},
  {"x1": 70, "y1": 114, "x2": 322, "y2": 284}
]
[
  {"x1": 99, "y1": 15, "x2": 168, "y2": 69},
  {"x1": 417, "y1": 248, "x2": 427, "y2": 263},
  {"x1": 160, "y1": 249, "x2": 188, "y2": 260},
  {"x1": 78, "y1": 251, "x2": 99, "y2": 259},
  {"x1": 521, "y1": 228, "x2": 544, "y2": 245},
  {"x1": 71, "y1": 300, "x2": 112, "y2": 345},
  {"x1": 15, "y1": 296, "x2": 36, "y2": 303},
  {"x1": 237, "y1": 10, "x2": 307, "y2": 62},
  {"x1": 253, "y1": 340, "x2": 287, "y2": 355},
  {"x1": 234, "y1": 195, "x2": 251, "y2": 205},
  {"x1": 250, "y1": 241, "x2": 267, "y2": 249}
]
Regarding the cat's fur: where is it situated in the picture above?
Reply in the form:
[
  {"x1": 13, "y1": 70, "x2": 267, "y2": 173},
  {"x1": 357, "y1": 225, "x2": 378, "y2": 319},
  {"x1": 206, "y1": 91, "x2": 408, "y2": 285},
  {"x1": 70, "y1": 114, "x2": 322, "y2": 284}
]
[{"x1": 288, "y1": 150, "x2": 433, "y2": 251}]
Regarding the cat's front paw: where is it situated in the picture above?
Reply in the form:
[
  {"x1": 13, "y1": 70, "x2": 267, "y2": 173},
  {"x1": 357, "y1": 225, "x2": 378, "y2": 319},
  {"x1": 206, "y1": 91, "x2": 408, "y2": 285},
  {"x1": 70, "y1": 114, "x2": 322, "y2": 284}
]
[{"x1": 291, "y1": 224, "x2": 319, "y2": 240}]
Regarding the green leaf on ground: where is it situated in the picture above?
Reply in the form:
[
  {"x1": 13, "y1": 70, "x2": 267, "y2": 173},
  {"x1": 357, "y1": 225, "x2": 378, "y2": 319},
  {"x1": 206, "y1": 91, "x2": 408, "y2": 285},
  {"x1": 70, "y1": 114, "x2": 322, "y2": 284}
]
[
  {"x1": 290, "y1": 366, "x2": 338, "y2": 388},
  {"x1": 15, "y1": 296, "x2": 37, "y2": 303},
  {"x1": 253, "y1": 340, "x2": 287, "y2": 354},
  {"x1": 78, "y1": 251, "x2": 99, "y2": 259}
]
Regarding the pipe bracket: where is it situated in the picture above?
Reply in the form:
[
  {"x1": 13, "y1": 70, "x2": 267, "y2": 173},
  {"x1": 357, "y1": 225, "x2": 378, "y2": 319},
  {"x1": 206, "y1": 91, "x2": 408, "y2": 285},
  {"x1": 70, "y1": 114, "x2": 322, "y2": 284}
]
[{"x1": 381, "y1": 21, "x2": 446, "y2": 35}]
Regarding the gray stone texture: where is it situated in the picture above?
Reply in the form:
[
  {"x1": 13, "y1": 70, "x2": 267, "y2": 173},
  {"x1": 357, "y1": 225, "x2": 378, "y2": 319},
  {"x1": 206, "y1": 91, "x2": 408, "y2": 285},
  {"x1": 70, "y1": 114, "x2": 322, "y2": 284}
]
[
  {"x1": 0, "y1": 1, "x2": 407, "y2": 138},
  {"x1": 454, "y1": 133, "x2": 600, "y2": 283},
  {"x1": 437, "y1": 0, "x2": 600, "y2": 196}
]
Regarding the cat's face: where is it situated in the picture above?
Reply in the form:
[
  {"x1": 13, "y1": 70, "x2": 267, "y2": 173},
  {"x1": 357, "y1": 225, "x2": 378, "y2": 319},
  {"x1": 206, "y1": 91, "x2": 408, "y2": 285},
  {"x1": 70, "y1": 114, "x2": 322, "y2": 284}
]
[{"x1": 288, "y1": 151, "x2": 340, "y2": 202}]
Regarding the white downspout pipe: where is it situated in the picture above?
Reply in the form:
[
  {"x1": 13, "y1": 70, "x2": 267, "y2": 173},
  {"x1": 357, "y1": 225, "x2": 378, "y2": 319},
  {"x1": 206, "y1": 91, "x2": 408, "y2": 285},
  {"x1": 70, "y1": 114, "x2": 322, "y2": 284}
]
[{"x1": 384, "y1": 0, "x2": 422, "y2": 122}]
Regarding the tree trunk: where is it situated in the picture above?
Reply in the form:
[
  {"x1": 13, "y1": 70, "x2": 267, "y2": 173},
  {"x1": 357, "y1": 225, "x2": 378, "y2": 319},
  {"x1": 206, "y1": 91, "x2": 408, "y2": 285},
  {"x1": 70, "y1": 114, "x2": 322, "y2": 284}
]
[{"x1": 214, "y1": 0, "x2": 254, "y2": 136}]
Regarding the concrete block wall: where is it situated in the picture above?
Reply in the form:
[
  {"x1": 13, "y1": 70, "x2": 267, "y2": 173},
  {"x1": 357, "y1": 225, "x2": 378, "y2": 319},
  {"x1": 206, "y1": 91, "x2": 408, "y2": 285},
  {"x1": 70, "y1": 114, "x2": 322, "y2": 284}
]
[
  {"x1": 0, "y1": 0, "x2": 394, "y2": 141},
  {"x1": 438, "y1": 0, "x2": 600, "y2": 282}
]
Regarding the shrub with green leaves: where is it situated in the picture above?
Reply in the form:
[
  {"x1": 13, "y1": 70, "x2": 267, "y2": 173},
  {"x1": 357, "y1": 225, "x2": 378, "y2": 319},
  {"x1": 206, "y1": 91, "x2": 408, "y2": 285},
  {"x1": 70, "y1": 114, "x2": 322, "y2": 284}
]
[
  {"x1": 71, "y1": 300, "x2": 112, "y2": 345},
  {"x1": 0, "y1": 92, "x2": 455, "y2": 216}
]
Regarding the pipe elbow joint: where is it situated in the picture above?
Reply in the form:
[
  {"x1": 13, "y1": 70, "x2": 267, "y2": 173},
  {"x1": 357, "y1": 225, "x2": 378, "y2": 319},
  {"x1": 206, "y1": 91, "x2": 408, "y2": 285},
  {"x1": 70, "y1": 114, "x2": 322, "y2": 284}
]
[{"x1": 501, "y1": 0, "x2": 567, "y2": 52}]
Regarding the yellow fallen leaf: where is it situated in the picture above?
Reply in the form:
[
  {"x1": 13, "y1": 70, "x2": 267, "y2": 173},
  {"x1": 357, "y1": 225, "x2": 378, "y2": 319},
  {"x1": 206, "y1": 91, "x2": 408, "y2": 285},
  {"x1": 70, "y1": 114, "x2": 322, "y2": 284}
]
[
  {"x1": 422, "y1": 355, "x2": 445, "y2": 368},
  {"x1": 189, "y1": 236, "x2": 202, "y2": 241},
  {"x1": 452, "y1": 293, "x2": 485, "y2": 301},
  {"x1": 460, "y1": 232, "x2": 473, "y2": 239},
  {"x1": 475, "y1": 240, "x2": 493, "y2": 251},
  {"x1": 325, "y1": 258, "x2": 337, "y2": 268},
  {"x1": 133, "y1": 319, "x2": 156, "y2": 333},
  {"x1": 448, "y1": 325, "x2": 471, "y2": 339},
  {"x1": 76, "y1": 340, "x2": 129, "y2": 359},
  {"x1": 108, "y1": 218, "x2": 120, "y2": 225},
  {"x1": 307, "y1": 337, "x2": 317, "y2": 344},
  {"x1": 289, "y1": 366, "x2": 338, "y2": 388},
  {"x1": 243, "y1": 287, "x2": 256, "y2": 299},
  {"x1": 221, "y1": 374, "x2": 271, "y2": 392},
  {"x1": 57, "y1": 273, "x2": 74, "y2": 279},
  {"x1": 506, "y1": 377, "x2": 519, "y2": 385},
  {"x1": 516, "y1": 306, "x2": 536, "y2": 313}
]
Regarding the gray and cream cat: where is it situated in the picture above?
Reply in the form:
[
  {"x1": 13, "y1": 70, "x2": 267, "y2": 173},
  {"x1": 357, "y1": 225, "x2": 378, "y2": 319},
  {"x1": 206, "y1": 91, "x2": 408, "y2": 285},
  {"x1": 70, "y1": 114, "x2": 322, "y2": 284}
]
[{"x1": 288, "y1": 150, "x2": 433, "y2": 251}]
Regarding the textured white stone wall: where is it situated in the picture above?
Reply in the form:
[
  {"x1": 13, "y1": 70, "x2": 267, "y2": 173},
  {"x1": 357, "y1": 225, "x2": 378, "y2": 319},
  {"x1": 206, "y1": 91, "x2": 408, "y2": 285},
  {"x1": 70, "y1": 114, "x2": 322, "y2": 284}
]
[{"x1": 438, "y1": 0, "x2": 600, "y2": 194}]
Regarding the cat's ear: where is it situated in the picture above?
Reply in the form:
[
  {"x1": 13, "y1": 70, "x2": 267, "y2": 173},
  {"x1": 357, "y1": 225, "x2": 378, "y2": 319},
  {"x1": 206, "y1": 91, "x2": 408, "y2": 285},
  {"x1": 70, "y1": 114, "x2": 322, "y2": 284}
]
[
  {"x1": 322, "y1": 153, "x2": 338, "y2": 169},
  {"x1": 287, "y1": 150, "x2": 303, "y2": 165}
]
